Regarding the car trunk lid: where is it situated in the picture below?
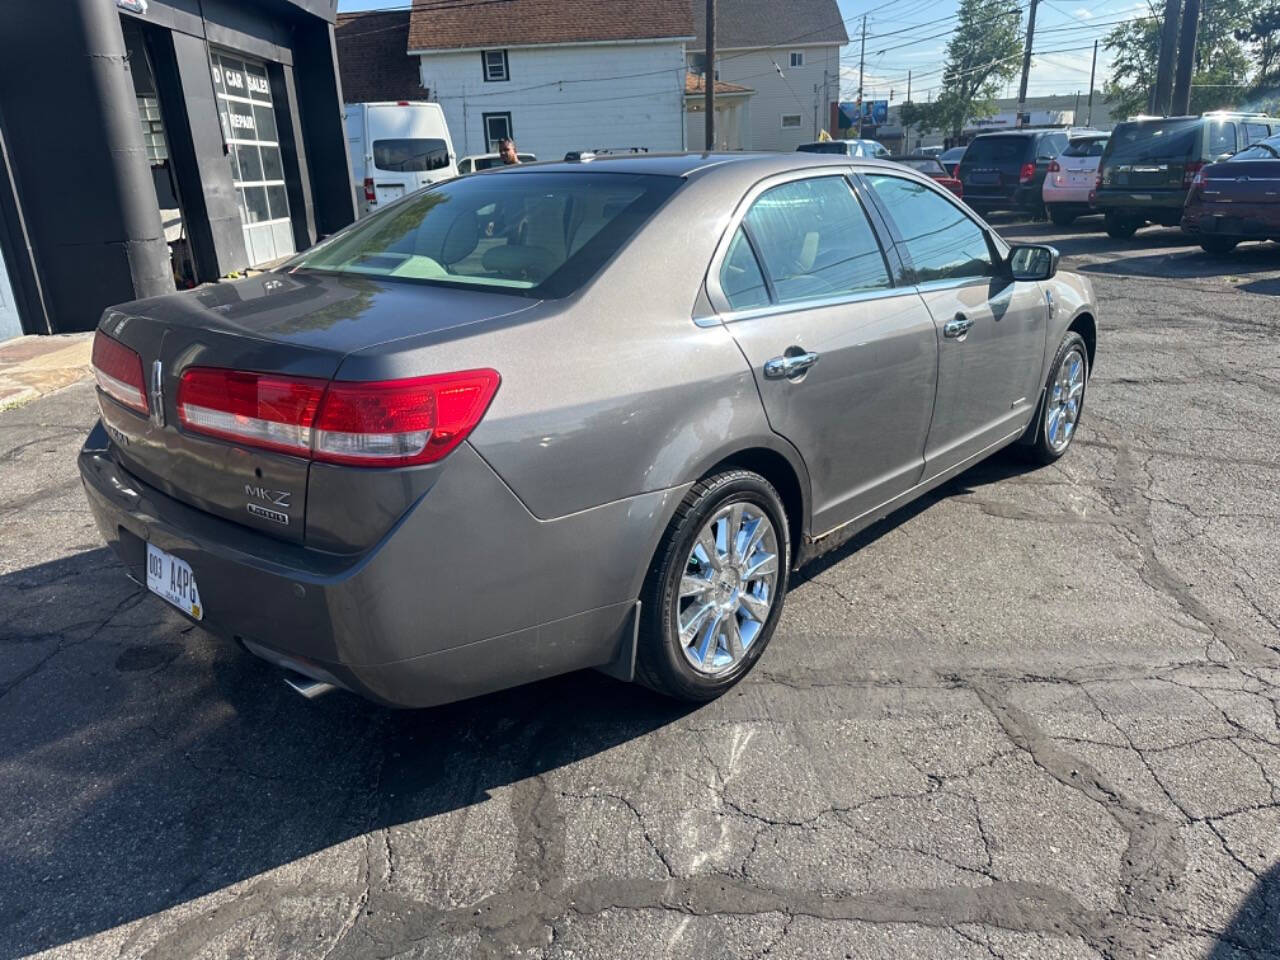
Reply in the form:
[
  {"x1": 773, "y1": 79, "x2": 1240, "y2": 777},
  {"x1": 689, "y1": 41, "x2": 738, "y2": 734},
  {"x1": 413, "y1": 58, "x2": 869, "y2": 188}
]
[
  {"x1": 1197, "y1": 158, "x2": 1280, "y2": 205},
  {"x1": 94, "y1": 272, "x2": 537, "y2": 546},
  {"x1": 958, "y1": 136, "x2": 1031, "y2": 190}
]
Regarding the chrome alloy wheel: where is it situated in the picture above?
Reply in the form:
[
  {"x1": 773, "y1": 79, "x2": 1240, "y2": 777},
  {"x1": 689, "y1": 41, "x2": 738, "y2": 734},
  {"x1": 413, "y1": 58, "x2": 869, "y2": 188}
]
[
  {"x1": 677, "y1": 501, "x2": 779, "y2": 676},
  {"x1": 1046, "y1": 345, "x2": 1086, "y2": 453}
]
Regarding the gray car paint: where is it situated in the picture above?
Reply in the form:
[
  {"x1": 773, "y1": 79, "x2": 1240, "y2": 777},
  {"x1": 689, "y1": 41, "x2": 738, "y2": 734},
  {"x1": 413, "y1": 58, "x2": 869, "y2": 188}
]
[{"x1": 80, "y1": 152, "x2": 1097, "y2": 708}]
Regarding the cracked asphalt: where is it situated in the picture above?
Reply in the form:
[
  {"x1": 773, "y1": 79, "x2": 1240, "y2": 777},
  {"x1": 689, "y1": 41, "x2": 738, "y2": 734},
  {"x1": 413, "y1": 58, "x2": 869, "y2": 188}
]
[{"x1": 2, "y1": 221, "x2": 1279, "y2": 960}]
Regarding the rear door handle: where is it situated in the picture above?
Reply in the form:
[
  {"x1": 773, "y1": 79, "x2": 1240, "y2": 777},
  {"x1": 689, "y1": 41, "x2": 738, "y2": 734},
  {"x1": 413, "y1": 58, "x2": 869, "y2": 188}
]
[
  {"x1": 763, "y1": 351, "x2": 820, "y2": 379},
  {"x1": 943, "y1": 313, "x2": 974, "y2": 339}
]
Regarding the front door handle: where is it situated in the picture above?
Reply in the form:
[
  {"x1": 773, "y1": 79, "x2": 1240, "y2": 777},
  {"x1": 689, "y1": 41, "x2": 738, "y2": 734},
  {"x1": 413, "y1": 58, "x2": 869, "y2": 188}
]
[
  {"x1": 943, "y1": 313, "x2": 974, "y2": 339},
  {"x1": 763, "y1": 350, "x2": 820, "y2": 379}
]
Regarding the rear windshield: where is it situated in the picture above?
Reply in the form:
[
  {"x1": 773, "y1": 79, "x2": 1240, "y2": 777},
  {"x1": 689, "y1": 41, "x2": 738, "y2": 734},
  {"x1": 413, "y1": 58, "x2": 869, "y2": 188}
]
[
  {"x1": 797, "y1": 142, "x2": 848, "y2": 155},
  {"x1": 1063, "y1": 137, "x2": 1108, "y2": 157},
  {"x1": 895, "y1": 157, "x2": 945, "y2": 175},
  {"x1": 1107, "y1": 120, "x2": 1199, "y2": 161},
  {"x1": 962, "y1": 137, "x2": 1030, "y2": 164},
  {"x1": 1231, "y1": 135, "x2": 1280, "y2": 161},
  {"x1": 373, "y1": 138, "x2": 450, "y2": 172},
  {"x1": 289, "y1": 172, "x2": 681, "y2": 299}
]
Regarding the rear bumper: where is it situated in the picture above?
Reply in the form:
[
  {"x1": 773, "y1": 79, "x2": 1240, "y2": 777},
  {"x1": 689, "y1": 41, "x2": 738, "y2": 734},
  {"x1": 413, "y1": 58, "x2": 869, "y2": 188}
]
[
  {"x1": 1042, "y1": 183, "x2": 1093, "y2": 206},
  {"x1": 1181, "y1": 208, "x2": 1280, "y2": 239},
  {"x1": 1093, "y1": 190, "x2": 1185, "y2": 223},
  {"x1": 79, "y1": 422, "x2": 679, "y2": 707},
  {"x1": 961, "y1": 184, "x2": 1043, "y2": 211}
]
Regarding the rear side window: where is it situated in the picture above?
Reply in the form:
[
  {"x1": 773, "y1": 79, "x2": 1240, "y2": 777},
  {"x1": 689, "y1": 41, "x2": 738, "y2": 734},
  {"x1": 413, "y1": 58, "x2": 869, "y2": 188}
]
[
  {"x1": 373, "y1": 138, "x2": 450, "y2": 172},
  {"x1": 866, "y1": 175, "x2": 992, "y2": 284},
  {"x1": 963, "y1": 137, "x2": 1029, "y2": 165},
  {"x1": 742, "y1": 176, "x2": 890, "y2": 304},
  {"x1": 1208, "y1": 121, "x2": 1237, "y2": 157},
  {"x1": 720, "y1": 229, "x2": 770, "y2": 310},
  {"x1": 1063, "y1": 137, "x2": 1108, "y2": 157}
]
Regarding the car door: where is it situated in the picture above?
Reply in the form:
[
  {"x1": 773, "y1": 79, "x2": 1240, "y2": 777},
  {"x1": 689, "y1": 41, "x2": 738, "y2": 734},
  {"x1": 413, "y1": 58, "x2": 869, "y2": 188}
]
[
  {"x1": 860, "y1": 171, "x2": 1047, "y2": 478},
  {"x1": 706, "y1": 171, "x2": 940, "y2": 535}
]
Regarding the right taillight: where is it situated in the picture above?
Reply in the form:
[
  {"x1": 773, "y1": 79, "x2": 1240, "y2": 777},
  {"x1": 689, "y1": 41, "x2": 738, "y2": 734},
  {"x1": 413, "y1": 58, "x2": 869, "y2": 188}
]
[
  {"x1": 176, "y1": 367, "x2": 500, "y2": 467},
  {"x1": 1019, "y1": 162, "x2": 1036, "y2": 184},
  {"x1": 1048, "y1": 160, "x2": 1060, "y2": 173},
  {"x1": 1183, "y1": 161, "x2": 1205, "y2": 189},
  {"x1": 92, "y1": 330, "x2": 149, "y2": 416},
  {"x1": 363, "y1": 177, "x2": 376, "y2": 204}
]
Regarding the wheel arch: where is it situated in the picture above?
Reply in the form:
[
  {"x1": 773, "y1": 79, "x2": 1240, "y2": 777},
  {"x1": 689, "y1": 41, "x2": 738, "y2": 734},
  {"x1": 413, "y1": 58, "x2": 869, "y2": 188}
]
[
  {"x1": 700, "y1": 445, "x2": 810, "y2": 570},
  {"x1": 1068, "y1": 311, "x2": 1096, "y2": 372}
]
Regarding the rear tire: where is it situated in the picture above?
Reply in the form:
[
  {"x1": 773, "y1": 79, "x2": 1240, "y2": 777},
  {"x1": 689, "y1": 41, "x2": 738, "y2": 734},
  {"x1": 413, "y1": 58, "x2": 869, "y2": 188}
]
[
  {"x1": 1049, "y1": 207, "x2": 1076, "y2": 227},
  {"x1": 636, "y1": 470, "x2": 790, "y2": 701},
  {"x1": 1105, "y1": 212, "x2": 1140, "y2": 239},
  {"x1": 1199, "y1": 237, "x2": 1239, "y2": 255},
  {"x1": 1022, "y1": 332, "x2": 1089, "y2": 466}
]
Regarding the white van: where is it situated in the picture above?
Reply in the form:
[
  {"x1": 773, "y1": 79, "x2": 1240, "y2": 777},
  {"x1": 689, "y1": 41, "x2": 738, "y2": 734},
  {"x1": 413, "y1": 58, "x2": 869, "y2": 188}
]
[{"x1": 345, "y1": 101, "x2": 457, "y2": 216}]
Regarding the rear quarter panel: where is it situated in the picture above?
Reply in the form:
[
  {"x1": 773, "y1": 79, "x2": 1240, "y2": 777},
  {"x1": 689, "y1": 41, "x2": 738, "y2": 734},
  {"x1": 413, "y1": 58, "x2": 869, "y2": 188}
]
[{"x1": 334, "y1": 171, "x2": 807, "y2": 526}]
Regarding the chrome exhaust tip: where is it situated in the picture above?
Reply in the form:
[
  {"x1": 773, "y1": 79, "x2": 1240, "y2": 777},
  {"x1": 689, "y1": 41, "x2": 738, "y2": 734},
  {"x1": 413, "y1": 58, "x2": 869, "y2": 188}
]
[{"x1": 283, "y1": 672, "x2": 337, "y2": 699}]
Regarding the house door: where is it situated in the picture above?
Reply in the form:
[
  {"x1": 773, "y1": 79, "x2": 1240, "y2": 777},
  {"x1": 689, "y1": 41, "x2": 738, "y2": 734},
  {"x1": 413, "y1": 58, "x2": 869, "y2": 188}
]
[{"x1": 0, "y1": 244, "x2": 22, "y2": 341}]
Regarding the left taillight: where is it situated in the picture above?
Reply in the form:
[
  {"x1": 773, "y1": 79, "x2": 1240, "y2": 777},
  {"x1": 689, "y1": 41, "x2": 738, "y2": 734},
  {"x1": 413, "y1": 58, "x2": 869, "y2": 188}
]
[
  {"x1": 1183, "y1": 161, "x2": 1205, "y2": 190},
  {"x1": 92, "y1": 330, "x2": 148, "y2": 416},
  {"x1": 176, "y1": 367, "x2": 500, "y2": 467}
]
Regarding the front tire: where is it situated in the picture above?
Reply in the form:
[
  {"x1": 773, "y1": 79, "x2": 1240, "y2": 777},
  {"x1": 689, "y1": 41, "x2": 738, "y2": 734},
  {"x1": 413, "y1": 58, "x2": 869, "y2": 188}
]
[
  {"x1": 1023, "y1": 332, "x2": 1089, "y2": 466},
  {"x1": 636, "y1": 470, "x2": 790, "y2": 701}
]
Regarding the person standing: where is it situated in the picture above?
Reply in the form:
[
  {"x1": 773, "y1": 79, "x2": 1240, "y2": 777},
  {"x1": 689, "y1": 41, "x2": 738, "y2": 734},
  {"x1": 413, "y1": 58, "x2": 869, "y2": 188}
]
[{"x1": 498, "y1": 138, "x2": 521, "y2": 165}]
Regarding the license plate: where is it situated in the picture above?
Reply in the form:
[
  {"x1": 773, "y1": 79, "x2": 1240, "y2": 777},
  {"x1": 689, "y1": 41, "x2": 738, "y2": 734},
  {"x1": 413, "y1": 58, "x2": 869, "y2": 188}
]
[
  {"x1": 1132, "y1": 193, "x2": 1152, "y2": 200},
  {"x1": 1069, "y1": 173, "x2": 1089, "y2": 184},
  {"x1": 146, "y1": 542, "x2": 203, "y2": 620},
  {"x1": 377, "y1": 184, "x2": 405, "y2": 202},
  {"x1": 970, "y1": 172, "x2": 999, "y2": 185}
]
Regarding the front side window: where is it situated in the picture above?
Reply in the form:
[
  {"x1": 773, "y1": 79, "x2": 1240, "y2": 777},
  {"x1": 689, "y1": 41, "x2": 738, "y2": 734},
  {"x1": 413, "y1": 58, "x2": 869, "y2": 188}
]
[
  {"x1": 290, "y1": 172, "x2": 680, "y2": 299},
  {"x1": 866, "y1": 174, "x2": 992, "y2": 284},
  {"x1": 482, "y1": 50, "x2": 509, "y2": 82},
  {"x1": 741, "y1": 177, "x2": 890, "y2": 304}
]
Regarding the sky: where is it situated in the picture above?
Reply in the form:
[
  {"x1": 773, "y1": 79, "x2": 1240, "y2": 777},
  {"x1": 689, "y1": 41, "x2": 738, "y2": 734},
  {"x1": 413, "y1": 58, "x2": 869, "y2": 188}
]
[{"x1": 334, "y1": 0, "x2": 1144, "y2": 103}]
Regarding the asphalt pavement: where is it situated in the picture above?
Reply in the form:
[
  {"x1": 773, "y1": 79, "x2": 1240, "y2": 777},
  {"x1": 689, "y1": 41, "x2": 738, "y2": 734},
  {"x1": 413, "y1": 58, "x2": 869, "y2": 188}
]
[{"x1": 1, "y1": 220, "x2": 1278, "y2": 960}]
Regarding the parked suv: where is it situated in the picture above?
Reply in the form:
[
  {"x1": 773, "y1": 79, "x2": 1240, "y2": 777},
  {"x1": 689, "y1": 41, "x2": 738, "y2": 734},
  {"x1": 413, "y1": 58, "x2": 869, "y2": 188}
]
[
  {"x1": 1094, "y1": 112, "x2": 1276, "y2": 239},
  {"x1": 956, "y1": 129, "x2": 1070, "y2": 216}
]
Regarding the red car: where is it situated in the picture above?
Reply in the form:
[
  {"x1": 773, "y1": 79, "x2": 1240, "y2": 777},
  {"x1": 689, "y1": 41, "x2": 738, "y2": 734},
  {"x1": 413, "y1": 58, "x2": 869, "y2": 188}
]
[
  {"x1": 1181, "y1": 133, "x2": 1280, "y2": 254},
  {"x1": 889, "y1": 156, "x2": 964, "y2": 199}
]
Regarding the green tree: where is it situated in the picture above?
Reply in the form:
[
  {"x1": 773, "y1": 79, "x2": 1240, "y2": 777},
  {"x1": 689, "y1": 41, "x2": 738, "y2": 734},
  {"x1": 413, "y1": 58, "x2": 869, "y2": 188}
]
[
  {"x1": 1236, "y1": 1, "x2": 1280, "y2": 86},
  {"x1": 927, "y1": 0, "x2": 1024, "y2": 139},
  {"x1": 1105, "y1": 0, "x2": 1255, "y2": 117}
]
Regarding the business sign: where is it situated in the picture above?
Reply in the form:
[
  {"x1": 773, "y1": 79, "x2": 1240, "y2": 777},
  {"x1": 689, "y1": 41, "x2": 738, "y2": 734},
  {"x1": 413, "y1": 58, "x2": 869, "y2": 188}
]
[
  {"x1": 838, "y1": 100, "x2": 890, "y2": 129},
  {"x1": 837, "y1": 102, "x2": 860, "y2": 129}
]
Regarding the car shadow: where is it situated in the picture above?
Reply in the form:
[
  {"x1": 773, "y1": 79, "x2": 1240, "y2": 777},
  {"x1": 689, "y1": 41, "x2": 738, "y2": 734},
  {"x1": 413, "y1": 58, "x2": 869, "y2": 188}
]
[
  {"x1": 1207, "y1": 861, "x2": 1280, "y2": 959},
  {"x1": 1079, "y1": 241, "x2": 1280, "y2": 280},
  {"x1": 0, "y1": 548, "x2": 695, "y2": 957}
]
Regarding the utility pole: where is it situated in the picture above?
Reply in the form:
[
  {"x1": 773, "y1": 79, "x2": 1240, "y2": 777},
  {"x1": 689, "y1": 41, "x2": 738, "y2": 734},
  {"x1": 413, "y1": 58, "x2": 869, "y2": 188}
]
[
  {"x1": 1151, "y1": 0, "x2": 1181, "y2": 115},
  {"x1": 704, "y1": 0, "x2": 715, "y2": 150},
  {"x1": 1015, "y1": 0, "x2": 1040, "y2": 129},
  {"x1": 905, "y1": 69, "x2": 912, "y2": 153},
  {"x1": 1074, "y1": 90, "x2": 1080, "y2": 124},
  {"x1": 857, "y1": 14, "x2": 866, "y2": 137},
  {"x1": 1171, "y1": 0, "x2": 1200, "y2": 116},
  {"x1": 1087, "y1": 39, "x2": 1097, "y2": 126}
]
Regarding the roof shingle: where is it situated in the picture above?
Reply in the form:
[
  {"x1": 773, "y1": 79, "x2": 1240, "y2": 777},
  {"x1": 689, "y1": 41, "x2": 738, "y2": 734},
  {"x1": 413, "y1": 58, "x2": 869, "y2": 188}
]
[
  {"x1": 335, "y1": 11, "x2": 426, "y2": 104},
  {"x1": 687, "y1": 0, "x2": 848, "y2": 51},
  {"x1": 407, "y1": 0, "x2": 694, "y2": 52}
]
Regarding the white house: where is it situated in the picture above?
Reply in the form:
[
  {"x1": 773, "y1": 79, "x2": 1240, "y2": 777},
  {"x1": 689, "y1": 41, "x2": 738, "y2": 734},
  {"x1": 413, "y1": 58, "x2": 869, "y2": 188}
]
[
  {"x1": 684, "y1": 0, "x2": 847, "y2": 151},
  {"x1": 408, "y1": 0, "x2": 694, "y2": 161}
]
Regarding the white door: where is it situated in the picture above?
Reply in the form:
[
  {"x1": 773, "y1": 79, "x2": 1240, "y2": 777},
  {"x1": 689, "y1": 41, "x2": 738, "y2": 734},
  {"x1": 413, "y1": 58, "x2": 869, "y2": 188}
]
[{"x1": 0, "y1": 243, "x2": 22, "y2": 341}]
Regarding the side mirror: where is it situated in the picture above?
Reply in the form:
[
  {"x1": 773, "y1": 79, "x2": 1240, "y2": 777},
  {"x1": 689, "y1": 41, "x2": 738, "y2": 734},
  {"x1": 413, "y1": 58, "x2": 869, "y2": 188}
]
[{"x1": 1008, "y1": 244, "x2": 1059, "y2": 281}]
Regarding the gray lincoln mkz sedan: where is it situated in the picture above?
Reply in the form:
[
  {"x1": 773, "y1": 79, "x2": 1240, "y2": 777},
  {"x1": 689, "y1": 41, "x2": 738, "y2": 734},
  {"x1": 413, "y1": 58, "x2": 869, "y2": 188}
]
[{"x1": 81, "y1": 153, "x2": 1097, "y2": 708}]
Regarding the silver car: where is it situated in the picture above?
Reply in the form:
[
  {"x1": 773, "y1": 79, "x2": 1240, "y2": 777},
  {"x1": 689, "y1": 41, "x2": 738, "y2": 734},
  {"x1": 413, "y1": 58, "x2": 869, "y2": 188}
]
[{"x1": 81, "y1": 153, "x2": 1097, "y2": 708}]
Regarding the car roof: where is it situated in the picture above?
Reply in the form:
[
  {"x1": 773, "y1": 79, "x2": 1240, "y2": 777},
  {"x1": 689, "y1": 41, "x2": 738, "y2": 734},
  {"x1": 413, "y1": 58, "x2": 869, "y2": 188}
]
[
  {"x1": 970, "y1": 129, "x2": 1058, "y2": 138},
  {"x1": 492, "y1": 151, "x2": 868, "y2": 178}
]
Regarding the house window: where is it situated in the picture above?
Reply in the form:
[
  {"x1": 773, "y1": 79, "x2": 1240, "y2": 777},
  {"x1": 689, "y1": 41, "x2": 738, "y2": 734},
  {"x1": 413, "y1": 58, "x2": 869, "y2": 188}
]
[
  {"x1": 781, "y1": 114, "x2": 802, "y2": 129},
  {"x1": 789, "y1": 51, "x2": 804, "y2": 68},
  {"x1": 483, "y1": 112, "x2": 513, "y2": 151},
  {"x1": 482, "y1": 50, "x2": 509, "y2": 82}
]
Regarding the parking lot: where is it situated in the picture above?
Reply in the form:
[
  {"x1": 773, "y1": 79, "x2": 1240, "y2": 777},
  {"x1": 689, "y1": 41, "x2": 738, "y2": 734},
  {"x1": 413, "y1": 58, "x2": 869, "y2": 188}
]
[{"x1": 1, "y1": 219, "x2": 1278, "y2": 959}]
